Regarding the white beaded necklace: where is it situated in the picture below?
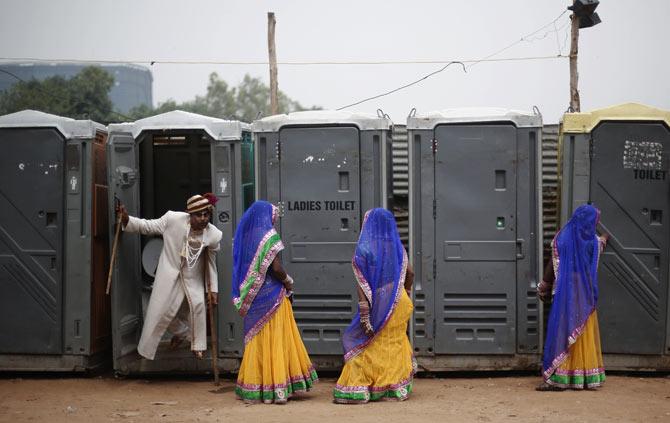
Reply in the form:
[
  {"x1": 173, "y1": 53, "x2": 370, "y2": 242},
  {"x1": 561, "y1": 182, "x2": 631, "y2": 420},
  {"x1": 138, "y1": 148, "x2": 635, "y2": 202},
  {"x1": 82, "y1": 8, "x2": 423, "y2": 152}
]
[{"x1": 182, "y1": 227, "x2": 205, "y2": 269}]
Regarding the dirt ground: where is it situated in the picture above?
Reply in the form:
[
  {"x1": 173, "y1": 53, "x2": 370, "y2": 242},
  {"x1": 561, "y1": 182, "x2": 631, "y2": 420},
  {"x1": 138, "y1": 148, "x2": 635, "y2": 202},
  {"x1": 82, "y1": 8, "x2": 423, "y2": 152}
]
[{"x1": 0, "y1": 373, "x2": 669, "y2": 423}]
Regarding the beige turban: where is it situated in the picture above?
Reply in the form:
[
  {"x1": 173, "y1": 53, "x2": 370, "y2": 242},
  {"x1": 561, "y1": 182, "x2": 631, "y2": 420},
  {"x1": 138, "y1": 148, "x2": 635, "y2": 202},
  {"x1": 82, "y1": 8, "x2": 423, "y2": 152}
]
[{"x1": 186, "y1": 194, "x2": 215, "y2": 214}]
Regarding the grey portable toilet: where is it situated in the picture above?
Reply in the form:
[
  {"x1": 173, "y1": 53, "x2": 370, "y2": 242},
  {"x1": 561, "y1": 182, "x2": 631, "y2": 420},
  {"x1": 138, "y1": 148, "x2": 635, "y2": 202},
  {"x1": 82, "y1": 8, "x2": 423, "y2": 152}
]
[
  {"x1": 247, "y1": 110, "x2": 392, "y2": 366},
  {"x1": 407, "y1": 108, "x2": 543, "y2": 370},
  {"x1": 0, "y1": 110, "x2": 111, "y2": 371},
  {"x1": 106, "y1": 111, "x2": 252, "y2": 374},
  {"x1": 559, "y1": 103, "x2": 670, "y2": 370}
]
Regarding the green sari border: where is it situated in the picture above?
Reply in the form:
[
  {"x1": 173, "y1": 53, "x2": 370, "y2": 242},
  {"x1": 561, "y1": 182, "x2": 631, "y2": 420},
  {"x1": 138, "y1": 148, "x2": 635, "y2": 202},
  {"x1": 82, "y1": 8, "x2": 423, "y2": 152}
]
[
  {"x1": 333, "y1": 380, "x2": 413, "y2": 404},
  {"x1": 235, "y1": 369, "x2": 318, "y2": 404}
]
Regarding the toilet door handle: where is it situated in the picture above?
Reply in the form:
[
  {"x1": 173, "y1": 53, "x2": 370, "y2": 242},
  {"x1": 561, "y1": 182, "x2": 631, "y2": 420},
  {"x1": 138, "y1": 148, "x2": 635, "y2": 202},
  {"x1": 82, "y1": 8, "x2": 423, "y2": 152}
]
[{"x1": 516, "y1": 239, "x2": 525, "y2": 260}]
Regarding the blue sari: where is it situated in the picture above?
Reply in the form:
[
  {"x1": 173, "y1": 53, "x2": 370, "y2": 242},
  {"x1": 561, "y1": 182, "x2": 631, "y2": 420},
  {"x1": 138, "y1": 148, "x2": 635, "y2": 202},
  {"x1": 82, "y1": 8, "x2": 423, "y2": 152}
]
[
  {"x1": 542, "y1": 204, "x2": 601, "y2": 379},
  {"x1": 231, "y1": 200, "x2": 285, "y2": 344},
  {"x1": 342, "y1": 208, "x2": 408, "y2": 361}
]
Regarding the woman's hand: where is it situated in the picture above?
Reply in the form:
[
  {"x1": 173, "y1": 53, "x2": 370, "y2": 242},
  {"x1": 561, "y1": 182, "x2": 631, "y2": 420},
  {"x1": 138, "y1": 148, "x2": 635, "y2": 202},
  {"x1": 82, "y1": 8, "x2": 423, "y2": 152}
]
[
  {"x1": 359, "y1": 301, "x2": 374, "y2": 337},
  {"x1": 600, "y1": 233, "x2": 610, "y2": 247},
  {"x1": 537, "y1": 280, "x2": 552, "y2": 303},
  {"x1": 282, "y1": 274, "x2": 294, "y2": 292}
]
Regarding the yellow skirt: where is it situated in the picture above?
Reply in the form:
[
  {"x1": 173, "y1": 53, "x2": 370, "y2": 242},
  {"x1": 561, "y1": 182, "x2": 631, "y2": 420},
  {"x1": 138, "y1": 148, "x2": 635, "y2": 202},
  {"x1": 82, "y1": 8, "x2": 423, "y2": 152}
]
[
  {"x1": 547, "y1": 311, "x2": 605, "y2": 389},
  {"x1": 235, "y1": 297, "x2": 318, "y2": 403},
  {"x1": 333, "y1": 289, "x2": 415, "y2": 403}
]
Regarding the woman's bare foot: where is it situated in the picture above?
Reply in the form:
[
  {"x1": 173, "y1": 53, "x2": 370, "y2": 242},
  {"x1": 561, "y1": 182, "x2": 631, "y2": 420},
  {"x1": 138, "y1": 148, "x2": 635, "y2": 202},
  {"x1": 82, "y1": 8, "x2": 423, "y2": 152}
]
[{"x1": 536, "y1": 382, "x2": 566, "y2": 392}]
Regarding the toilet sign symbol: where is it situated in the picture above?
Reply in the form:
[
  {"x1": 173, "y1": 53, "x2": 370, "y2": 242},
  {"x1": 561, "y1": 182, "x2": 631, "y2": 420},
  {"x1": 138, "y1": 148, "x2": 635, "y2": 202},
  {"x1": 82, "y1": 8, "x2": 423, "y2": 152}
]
[
  {"x1": 219, "y1": 177, "x2": 228, "y2": 194},
  {"x1": 70, "y1": 176, "x2": 78, "y2": 192}
]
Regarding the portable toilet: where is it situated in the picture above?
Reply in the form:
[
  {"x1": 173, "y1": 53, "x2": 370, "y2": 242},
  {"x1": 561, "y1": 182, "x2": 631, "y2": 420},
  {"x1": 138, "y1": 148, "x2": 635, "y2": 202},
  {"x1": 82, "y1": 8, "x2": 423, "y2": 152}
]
[
  {"x1": 106, "y1": 111, "x2": 252, "y2": 374},
  {"x1": 0, "y1": 110, "x2": 110, "y2": 371},
  {"x1": 407, "y1": 108, "x2": 543, "y2": 370},
  {"x1": 246, "y1": 110, "x2": 393, "y2": 367},
  {"x1": 558, "y1": 103, "x2": 670, "y2": 370}
]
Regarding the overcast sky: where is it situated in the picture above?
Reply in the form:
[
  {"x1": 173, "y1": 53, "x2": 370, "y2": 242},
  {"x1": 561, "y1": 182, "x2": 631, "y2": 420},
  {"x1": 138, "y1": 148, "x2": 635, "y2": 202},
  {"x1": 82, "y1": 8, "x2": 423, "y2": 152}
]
[{"x1": 1, "y1": 0, "x2": 668, "y2": 123}]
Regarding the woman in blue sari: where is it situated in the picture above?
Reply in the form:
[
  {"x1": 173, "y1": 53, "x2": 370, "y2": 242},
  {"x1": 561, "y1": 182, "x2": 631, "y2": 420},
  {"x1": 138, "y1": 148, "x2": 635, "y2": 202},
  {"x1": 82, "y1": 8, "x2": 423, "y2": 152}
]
[
  {"x1": 538, "y1": 204, "x2": 608, "y2": 390},
  {"x1": 333, "y1": 208, "x2": 415, "y2": 403},
  {"x1": 232, "y1": 201, "x2": 317, "y2": 403}
]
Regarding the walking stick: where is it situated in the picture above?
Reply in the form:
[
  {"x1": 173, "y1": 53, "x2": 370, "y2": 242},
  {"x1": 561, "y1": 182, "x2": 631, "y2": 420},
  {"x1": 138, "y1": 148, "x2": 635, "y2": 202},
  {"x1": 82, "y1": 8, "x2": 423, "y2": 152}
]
[
  {"x1": 106, "y1": 212, "x2": 123, "y2": 295},
  {"x1": 204, "y1": 247, "x2": 220, "y2": 385}
]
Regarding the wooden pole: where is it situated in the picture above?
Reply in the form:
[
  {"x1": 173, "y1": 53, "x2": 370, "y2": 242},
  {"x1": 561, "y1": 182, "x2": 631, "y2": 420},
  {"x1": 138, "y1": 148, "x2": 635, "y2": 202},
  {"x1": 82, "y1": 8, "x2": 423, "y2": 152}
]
[
  {"x1": 569, "y1": 13, "x2": 580, "y2": 112},
  {"x1": 204, "y1": 247, "x2": 220, "y2": 386},
  {"x1": 268, "y1": 12, "x2": 279, "y2": 115},
  {"x1": 105, "y1": 214, "x2": 122, "y2": 295}
]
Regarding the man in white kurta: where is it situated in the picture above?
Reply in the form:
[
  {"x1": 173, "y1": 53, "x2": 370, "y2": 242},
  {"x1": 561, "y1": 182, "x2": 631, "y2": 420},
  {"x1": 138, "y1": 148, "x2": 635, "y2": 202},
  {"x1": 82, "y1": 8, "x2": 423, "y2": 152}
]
[{"x1": 118, "y1": 194, "x2": 223, "y2": 360}]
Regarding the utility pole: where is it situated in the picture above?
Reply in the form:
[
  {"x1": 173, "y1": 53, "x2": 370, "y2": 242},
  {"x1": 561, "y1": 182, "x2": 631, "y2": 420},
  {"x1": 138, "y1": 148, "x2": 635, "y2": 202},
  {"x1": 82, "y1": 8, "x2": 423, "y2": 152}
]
[
  {"x1": 267, "y1": 12, "x2": 278, "y2": 115},
  {"x1": 567, "y1": 0, "x2": 601, "y2": 113},
  {"x1": 569, "y1": 14, "x2": 580, "y2": 112}
]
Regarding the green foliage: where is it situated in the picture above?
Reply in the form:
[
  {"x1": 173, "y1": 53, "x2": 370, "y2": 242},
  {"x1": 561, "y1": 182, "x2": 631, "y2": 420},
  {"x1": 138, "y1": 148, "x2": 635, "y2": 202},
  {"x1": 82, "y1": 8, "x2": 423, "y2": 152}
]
[
  {"x1": 0, "y1": 66, "x2": 116, "y2": 123},
  {"x1": 129, "y1": 72, "x2": 320, "y2": 122},
  {"x1": 68, "y1": 67, "x2": 116, "y2": 122},
  {"x1": 0, "y1": 67, "x2": 319, "y2": 124}
]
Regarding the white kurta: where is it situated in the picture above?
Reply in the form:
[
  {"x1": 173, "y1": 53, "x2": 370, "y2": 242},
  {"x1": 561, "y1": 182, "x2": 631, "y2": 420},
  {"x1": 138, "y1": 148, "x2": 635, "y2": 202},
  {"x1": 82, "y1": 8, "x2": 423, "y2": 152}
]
[{"x1": 123, "y1": 211, "x2": 223, "y2": 360}]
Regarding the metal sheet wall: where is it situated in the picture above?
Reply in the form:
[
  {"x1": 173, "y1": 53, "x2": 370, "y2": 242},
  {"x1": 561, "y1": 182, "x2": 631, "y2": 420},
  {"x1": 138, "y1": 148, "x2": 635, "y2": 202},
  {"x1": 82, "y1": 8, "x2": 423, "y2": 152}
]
[
  {"x1": 541, "y1": 125, "x2": 559, "y2": 263},
  {"x1": 392, "y1": 124, "x2": 409, "y2": 248}
]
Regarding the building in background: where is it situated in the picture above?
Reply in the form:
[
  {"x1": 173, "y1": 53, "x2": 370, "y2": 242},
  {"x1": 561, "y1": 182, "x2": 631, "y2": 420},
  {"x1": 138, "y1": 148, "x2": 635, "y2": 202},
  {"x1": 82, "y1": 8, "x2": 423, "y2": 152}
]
[{"x1": 0, "y1": 63, "x2": 152, "y2": 114}]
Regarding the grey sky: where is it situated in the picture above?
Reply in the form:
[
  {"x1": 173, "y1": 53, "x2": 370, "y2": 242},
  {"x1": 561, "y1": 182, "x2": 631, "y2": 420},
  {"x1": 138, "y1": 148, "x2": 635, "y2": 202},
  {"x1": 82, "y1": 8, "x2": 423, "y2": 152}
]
[{"x1": 1, "y1": 0, "x2": 668, "y2": 123}]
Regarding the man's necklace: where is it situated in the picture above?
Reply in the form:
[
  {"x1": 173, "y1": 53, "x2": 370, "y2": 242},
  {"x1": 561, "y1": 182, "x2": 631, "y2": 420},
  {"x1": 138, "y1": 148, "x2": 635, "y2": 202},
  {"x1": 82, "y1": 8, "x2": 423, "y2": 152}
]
[{"x1": 183, "y1": 228, "x2": 205, "y2": 269}]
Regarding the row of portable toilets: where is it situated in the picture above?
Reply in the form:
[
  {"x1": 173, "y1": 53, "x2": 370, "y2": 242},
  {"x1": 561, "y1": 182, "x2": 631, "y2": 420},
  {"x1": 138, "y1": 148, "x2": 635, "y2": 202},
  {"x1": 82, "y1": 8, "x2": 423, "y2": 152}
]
[{"x1": 0, "y1": 104, "x2": 668, "y2": 374}]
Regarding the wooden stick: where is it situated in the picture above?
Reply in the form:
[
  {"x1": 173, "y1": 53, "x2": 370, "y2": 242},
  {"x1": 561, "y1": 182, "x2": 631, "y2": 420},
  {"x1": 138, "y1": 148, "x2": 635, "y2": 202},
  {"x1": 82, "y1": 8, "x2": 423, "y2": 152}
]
[
  {"x1": 268, "y1": 12, "x2": 278, "y2": 115},
  {"x1": 204, "y1": 247, "x2": 220, "y2": 385},
  {"x1": 106, "y1": 214, "x2": 122, "y2": 295},
  {"x1": 569, "y1": 13, "x2": 580, "y2": 112}
]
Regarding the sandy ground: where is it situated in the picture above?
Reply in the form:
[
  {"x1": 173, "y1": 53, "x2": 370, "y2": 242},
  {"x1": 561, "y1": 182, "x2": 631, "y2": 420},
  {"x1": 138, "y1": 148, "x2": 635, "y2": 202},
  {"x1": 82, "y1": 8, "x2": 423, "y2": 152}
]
[{"x1": 0, "y1": 373, "x2": 669, "y2": 423}]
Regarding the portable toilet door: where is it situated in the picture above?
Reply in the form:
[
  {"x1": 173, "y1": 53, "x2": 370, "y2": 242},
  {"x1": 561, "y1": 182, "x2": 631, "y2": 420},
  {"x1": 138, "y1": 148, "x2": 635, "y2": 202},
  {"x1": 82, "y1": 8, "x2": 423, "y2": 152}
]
[
  {"x1": 107, "y1": 111, "x2": 252, "y2": 374},
  {"x1": 0, "y1": 110, "x2": 110, "y2": 371},
  {"x1": 408, "y1": 108, "x2": 543, "y2": 370},
  {"x1": 559, "y1": 103, "x2": 670, "y2": 369},
  {"x1": 252, "y1": 111, "x2": 392, "y2": 363}
]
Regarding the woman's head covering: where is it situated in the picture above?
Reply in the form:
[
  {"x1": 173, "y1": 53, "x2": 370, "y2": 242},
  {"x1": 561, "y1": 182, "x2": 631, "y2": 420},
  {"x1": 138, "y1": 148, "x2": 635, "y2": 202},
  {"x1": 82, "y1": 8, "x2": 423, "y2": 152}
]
[
  {"x1": 186, "y1": 192, "x2": 218, "y2": 214},
  {"x1": 342, "y1": 208, "x2": 408, "y2": 361},
  {"x1": 231, "y1": 200, "x2": 284, "y2": 320},
  {"x1": 542, "y1": 204, "x2": 601, "y2": 379}
]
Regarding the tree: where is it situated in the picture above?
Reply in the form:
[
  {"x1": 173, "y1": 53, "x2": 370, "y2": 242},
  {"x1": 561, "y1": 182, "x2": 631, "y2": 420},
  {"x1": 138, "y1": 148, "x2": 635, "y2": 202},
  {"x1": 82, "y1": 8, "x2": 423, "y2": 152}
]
[
  {"x1": 0, "y1": 66, "x2": 116, "y2": 123},
  {"x1": 129, "y1": 72, "x2": 320, "y2": 122},
  {"x1": 0, "y1": 67, "x2": 319, "y2": 124},
  {"x1": 68, "y1": 67, "x2": 116, "y2": 122}
]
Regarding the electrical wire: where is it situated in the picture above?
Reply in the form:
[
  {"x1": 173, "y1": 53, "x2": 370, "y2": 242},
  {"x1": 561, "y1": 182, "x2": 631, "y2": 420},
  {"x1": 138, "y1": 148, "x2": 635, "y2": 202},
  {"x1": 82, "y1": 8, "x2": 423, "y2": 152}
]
[
  {"x1": 467, "y1": 9, "x2": 568, "y2": 70},
  {"x1": 337, "y1": 9, "x2": 570, "y2": 110},
  {"x1": 0, "y1": 11, "x2": 571, "y2": 75},
  {"x1": 0, "y1": 55, "x2": 567, "y2": 66},
  {"x1": 336, "y1": 61, "x2": 467, "y2": 111},
  {"x1": 0, "y1": 9, "x2": 572, "y2": 115}
]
